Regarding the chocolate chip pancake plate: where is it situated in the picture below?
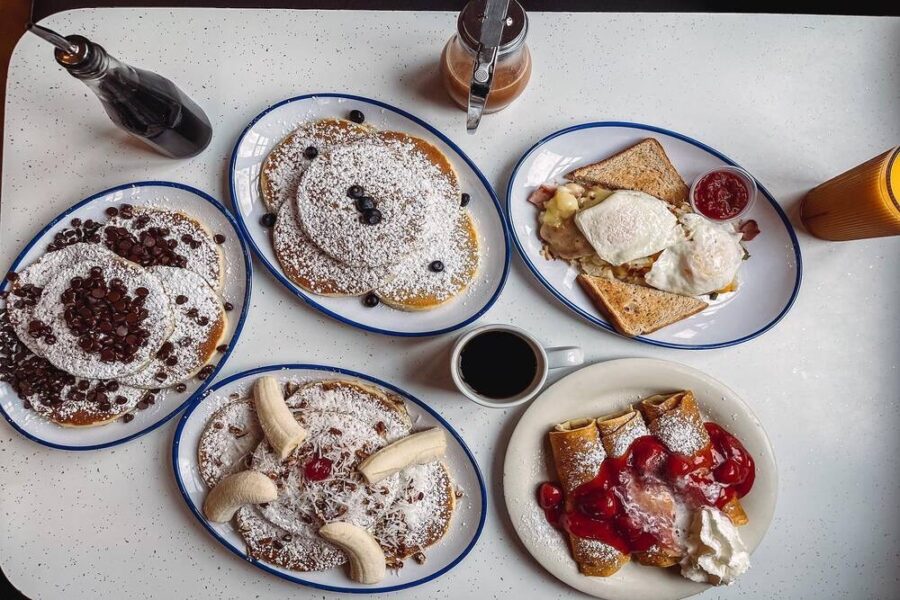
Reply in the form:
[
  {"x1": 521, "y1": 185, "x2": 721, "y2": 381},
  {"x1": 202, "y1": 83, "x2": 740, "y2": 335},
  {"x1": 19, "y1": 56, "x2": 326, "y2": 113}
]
[
  {"x1": 0, "y1": 182, "x2": 252, "y2": 450},
  {"x1": 231, "y1": 93, "x2": 510, "y2": 337},
  {"x1": 173, "y1": 364, "x2": 486, "y2": 593}
]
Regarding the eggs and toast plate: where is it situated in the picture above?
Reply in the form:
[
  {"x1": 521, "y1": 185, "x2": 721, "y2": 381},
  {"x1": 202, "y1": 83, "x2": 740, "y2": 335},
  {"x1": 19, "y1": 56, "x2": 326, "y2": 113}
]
[{"x1": 505, "y1": 122, "x2": 802, "y2": 349}]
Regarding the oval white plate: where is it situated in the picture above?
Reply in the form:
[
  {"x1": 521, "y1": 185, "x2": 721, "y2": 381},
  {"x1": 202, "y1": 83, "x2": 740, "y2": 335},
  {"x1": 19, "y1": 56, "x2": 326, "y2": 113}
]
[
  {"x1": 0, "y1": 181, "x2": 252, "y2": 450},
  {"x1": 230, "y1": 93, "x2": 510, "y2": 337},
  {"x1": 506, "y1": 122, "x2": 802, "y2": 349},
  {"x1": 503, "y1": 358, "x2": 777, "y2": 600},
  {"x1": 173, "y1": 363, "x2": 487, "y2": 594}
]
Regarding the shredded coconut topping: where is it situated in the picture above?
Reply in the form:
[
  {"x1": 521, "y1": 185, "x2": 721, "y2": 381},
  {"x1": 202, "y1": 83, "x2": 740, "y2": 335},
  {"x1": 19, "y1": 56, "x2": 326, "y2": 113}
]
[{"x1": 198, "y1": 377, "x2": 454, "y2": 573}]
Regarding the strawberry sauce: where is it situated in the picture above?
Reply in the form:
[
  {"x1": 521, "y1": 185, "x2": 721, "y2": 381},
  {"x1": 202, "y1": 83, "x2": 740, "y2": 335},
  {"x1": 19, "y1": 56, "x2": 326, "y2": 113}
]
[{"x1": 540, "y1": 423, "x2": 754, "y2": 555}]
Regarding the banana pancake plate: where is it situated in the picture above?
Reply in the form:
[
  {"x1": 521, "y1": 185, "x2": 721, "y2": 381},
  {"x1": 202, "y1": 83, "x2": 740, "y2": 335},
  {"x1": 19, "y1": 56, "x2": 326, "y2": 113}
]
[
  {"x1": 230, "y1": 93, "x2": 510, "y2": 337},
  {"x1": 173, "y1": 363, "x2": 487, "y2": 593},
  {"x1": 0, "y1": 182, "x2": 252, "y2": 451}
]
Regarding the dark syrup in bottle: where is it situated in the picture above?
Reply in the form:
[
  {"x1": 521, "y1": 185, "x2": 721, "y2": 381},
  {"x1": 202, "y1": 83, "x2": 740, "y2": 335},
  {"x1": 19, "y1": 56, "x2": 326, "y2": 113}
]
[
  {"x1": 459, "y1": 330, "x2": 538, "y2": 399},
  {"x1": 55, "y1": 35, "x2": 212, "y2": 158}
]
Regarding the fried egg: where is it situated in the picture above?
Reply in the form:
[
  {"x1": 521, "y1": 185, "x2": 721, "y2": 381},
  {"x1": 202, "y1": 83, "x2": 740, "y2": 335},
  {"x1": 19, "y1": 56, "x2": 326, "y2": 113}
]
[
  {"x1": 574, "y1": 190, "x2": 680, "y2": 266},
  {"x1": 645, "y1": 213, "x2": 744, "y2": 296}
]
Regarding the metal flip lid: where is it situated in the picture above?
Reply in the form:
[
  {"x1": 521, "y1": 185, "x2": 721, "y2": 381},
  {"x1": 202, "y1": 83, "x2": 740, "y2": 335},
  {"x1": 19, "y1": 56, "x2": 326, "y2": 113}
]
[{"x1": 458, "y1": 0, "x2": 528, "y2": 56}]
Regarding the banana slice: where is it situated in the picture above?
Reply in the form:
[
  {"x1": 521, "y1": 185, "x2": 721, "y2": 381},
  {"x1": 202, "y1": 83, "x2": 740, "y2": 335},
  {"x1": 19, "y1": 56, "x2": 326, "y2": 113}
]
[
  {"x1": 318, "y1": 522, "x2": 386, "y2": 584},
  {"x1": 203, "y1": 470, "x2": 278, "y2": 523},
  {"x1": 357, "y1": 427, "x2": 446, "y2": 484},
  {"x1": 254, "y1": 375, "x2": 307, "y2": 460}
]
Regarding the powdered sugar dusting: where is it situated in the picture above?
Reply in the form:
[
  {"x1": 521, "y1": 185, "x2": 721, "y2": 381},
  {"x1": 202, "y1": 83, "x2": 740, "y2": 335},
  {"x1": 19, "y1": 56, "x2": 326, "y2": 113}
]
[
  {"x1": 30, "y1": 258, "x2": 173, "y2": 380},
  {"x1": 105, "y1": 207, "x2": 223, "y2": 291},
  {"x1": 120, "y1": 266, "x2": 225, "y2": 388},
  {"x1": 378, "y1": 211, "x2": 479, "y2": 306},
  {"x1": 652, "y1": 411, "x2": 709, "y2": 456},
  {"x1": 261, "y1": 119, "x2": 370, "y2": 212},
  {"x1": 7, "y1": 243, "x2": 119, "y2": 358},
  {"x1": 296, "y1": 134, "x2": 459, "y2": 268},
  {"x1": 272, "y1": 199, "x2": 393, "y2": 295},
  {"x1": 603, "y1": 412, "x2": 651, "y2": 457}
]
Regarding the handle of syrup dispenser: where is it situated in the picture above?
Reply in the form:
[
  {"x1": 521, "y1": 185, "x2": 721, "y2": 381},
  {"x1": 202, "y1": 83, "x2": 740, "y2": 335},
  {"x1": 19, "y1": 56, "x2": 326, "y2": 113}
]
[
  {"x1": 465, "y1": 0, "x2": 509, "y2": 133},
  {"x1": 466, "y1": 44, "x2": 498, "y2": 132}
]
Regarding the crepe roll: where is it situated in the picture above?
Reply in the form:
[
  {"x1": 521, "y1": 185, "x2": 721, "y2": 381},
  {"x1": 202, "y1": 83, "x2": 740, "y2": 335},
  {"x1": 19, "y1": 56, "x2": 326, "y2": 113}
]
[
  {"x1": 548, "y1": 419, "x2": 629, "y2": 577},
  {"x1": 639, "y1": 391, "x2": 748, "y2": 526},
  {"x1": 597, "y1": 409, "x2": 681, "y2": 568},
  {"x1": 638, "y1": 391, "x2": 710, "y2": 457},
  {"x1": 596, "y1": 409, "x2": 650, "y2": 458}
]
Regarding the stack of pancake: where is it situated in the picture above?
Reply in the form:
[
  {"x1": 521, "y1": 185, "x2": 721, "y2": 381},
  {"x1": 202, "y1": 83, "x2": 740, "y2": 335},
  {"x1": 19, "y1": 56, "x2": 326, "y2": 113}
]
[
  {"x1": 198, "y1": 378, "x2": 456, "y2": 572},
  {"x1": 1, "y1": 205, "x2": 228, "y2": 427},
  {"x1": 263, "y1": 118, "x2": 479, "y2": 311}
]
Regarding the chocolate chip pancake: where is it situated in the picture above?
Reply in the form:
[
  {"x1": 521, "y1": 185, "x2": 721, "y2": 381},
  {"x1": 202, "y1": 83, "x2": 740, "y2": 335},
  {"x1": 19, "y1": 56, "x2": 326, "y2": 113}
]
[
  {"x1": 260, "y1": 118, "x2": 371, "y2": 213},
  {"x1": 104, "y1": 206, "x2": 224, "y2": 291},
  {"x1": 120, "y1": 266, "x2": 226, "y2": 388},
  {"x1": 29, "y1": 257, "x2": 174, "y2": 380},
  {"x1": 6, "y1": 243, "x2": 120, "y2": 358}
]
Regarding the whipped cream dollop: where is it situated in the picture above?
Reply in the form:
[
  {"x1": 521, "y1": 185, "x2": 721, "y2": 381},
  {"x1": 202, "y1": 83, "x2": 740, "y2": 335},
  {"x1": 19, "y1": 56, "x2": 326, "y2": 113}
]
[{"x1": 679, "y1": 506, "x2": 750, "y2": 585}]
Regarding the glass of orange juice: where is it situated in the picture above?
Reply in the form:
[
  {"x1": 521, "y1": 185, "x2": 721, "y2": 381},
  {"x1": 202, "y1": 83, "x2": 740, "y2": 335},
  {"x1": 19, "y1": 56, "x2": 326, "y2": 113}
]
[{"x1": 800, "y1": 147, "x2": 900, "y2": 241}]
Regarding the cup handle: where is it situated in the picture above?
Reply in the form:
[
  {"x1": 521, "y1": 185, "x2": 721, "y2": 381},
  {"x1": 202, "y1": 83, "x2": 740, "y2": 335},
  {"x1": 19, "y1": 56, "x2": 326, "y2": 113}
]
[{"x1": 544, "y1": 346, "x2": 584, "y2": 369}]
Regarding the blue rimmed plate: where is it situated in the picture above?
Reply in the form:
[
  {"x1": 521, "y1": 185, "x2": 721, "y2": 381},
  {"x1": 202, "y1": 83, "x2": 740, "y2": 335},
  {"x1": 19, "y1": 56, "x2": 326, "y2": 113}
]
[
  {"x1": 0, "y1": 182, "x2": 252, "y2": 450},
  {"x1": 172, "y1": 363, "x2": 487, "y2": 594},
  {"x1": 506, "y1": 122, "x2": 802, "y2": 349},
  {"x1": 230, "y1": 93, "x2": 510, "y2": 337}
]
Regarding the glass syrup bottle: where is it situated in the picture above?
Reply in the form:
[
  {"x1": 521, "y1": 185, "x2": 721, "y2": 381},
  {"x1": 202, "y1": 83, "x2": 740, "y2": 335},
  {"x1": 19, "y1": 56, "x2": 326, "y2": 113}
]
[{"x1": 50, "y1": 32, "x2": 212, "y2": 159}]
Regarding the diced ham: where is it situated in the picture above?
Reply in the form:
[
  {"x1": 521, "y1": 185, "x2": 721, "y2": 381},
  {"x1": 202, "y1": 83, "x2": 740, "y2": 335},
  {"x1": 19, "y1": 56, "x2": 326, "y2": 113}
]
[
  {"x1": 738, "y1": 219, "x2": 760, "y2": 241},
  {"x1": 527, "y1": 183, "x2": 557, "y2": 208}
]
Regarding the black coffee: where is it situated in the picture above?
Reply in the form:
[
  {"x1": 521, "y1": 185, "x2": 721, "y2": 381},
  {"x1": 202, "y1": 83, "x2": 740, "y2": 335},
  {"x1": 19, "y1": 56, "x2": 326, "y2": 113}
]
[{"x1": 459, "y1": 330, "x2": 538, "y2": 399}]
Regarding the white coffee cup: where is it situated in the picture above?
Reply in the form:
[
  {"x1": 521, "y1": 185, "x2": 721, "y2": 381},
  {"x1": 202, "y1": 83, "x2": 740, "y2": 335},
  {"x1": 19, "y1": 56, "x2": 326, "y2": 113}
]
[{"x1": 449, "y1": 324, "x2": 584, "y2": 408}]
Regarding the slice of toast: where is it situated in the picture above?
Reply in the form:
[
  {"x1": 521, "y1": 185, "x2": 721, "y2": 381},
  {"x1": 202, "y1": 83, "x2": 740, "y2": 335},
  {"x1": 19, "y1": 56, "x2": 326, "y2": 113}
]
[
  {"x1": 576, "y1": 274, "x2": 707, "y2": 336},
  {"x1": 566, "y1": 139, "x2": 689, "y2": 205}
]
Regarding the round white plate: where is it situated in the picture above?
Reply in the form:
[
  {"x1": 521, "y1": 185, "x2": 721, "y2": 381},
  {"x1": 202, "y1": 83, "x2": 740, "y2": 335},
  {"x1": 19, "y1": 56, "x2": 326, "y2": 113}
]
[
  {"x1": 0, "y1": 182, "x2": 252, "y2": 450},
  {"x1": 173, "y1": 363, "x2": 487, "y2": 594},
  {"x1": 230, "y1": 93, "x2": 510, "y2": 337},
  {"x1": 503, "y1": 358, "x2": 777, "y2": 600},
  {"x1": 506, "y1": 122, "x2": 802, "y2": 349}
]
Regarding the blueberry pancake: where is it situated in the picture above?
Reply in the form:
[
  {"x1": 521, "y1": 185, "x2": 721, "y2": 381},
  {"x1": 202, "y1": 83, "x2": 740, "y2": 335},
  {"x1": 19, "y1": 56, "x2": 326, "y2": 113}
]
[
  {"x1": 260, "y1": 118, "x2": 371, "y2": 213},
  {"x1": 272, "y1": 199, "x2": 395, "y2": 296},
  {"x1": 377, "y1": 211, "x2": 480, "y2": 311},
  {"x1": 295, "y1": 132, "x2": 460, "y2": 268}
]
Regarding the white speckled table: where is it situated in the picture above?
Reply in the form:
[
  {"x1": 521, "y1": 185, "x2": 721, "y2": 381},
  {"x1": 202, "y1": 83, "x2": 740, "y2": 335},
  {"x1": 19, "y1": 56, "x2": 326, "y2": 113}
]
[{"x1": 2, "y1": 8, "x2": 899, "y2": 600}]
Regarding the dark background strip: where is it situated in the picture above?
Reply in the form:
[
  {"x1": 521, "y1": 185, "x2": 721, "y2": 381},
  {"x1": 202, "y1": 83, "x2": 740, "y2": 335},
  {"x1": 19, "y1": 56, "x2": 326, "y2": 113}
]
[{"x1": 32, "y1": 0, "x2": 900, "y2": 18}]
